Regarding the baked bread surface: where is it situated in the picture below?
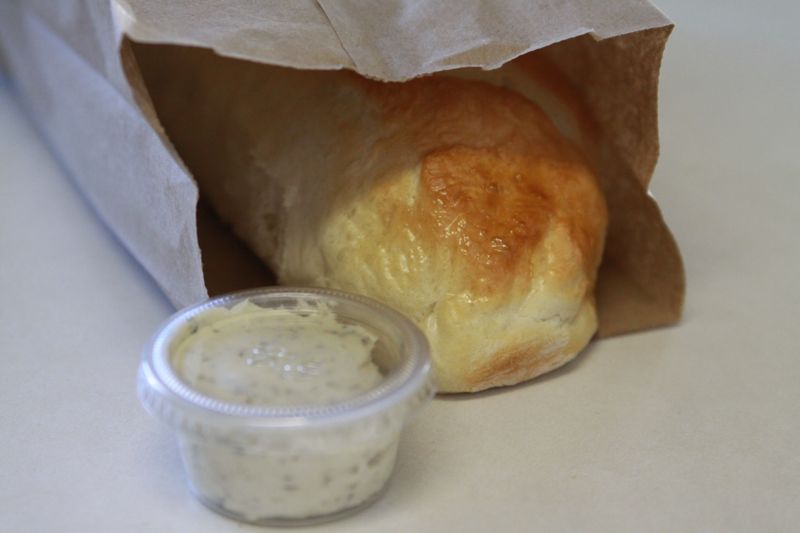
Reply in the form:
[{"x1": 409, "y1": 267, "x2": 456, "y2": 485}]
[{"x1": 135, "y1": 45, "x2": 608, "y2": 392}]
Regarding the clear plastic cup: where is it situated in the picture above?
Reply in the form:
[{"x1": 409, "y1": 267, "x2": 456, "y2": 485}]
[{"x1": 138, "y1": 287, "x2": 434, "y2": 526}]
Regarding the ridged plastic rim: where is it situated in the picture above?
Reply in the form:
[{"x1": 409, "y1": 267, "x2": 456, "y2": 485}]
[{"x1": 138, "y1": 287, "x2": 433, "y2": 430}]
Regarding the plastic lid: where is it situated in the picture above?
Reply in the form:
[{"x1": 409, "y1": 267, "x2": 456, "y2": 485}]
[{"x1": 138, "y1": 287, "x2": 435, "y2": 434}]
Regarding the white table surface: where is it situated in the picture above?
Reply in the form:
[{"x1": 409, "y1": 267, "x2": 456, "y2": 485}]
[{"x1": 1, "y1": 1, "x2": 798, "y2": 531}]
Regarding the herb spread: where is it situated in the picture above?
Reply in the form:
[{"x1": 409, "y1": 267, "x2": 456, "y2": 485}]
[
  {"x1": 168, "y1": 300, "x2": 397, "y2": 522},
  {"x1": 173, "y1": 300, "x2": 383, "y2": 406}
]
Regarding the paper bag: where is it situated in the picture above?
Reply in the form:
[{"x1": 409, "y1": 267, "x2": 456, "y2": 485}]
[{"x1": 0, "y1": 0, "x2": 684, "y2": 337}]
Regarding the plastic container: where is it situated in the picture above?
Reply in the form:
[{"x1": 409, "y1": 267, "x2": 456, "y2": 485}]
[{"x1": 138, "y1": 287, "x2": 434, "y2": 526}]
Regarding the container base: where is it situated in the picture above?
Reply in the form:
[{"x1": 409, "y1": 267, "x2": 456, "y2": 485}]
[{"x1": 191, "y1": 481, "x2": 390, "y2": 527}]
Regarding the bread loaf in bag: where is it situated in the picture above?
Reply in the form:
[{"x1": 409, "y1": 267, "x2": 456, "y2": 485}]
[{"x1": 134, "y1": 44, "x2": 607, "y2": 393}]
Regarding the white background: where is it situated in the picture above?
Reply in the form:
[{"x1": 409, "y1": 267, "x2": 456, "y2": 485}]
[{"x1": 1, "y1": 0, "x2": 798, "y2": 531}]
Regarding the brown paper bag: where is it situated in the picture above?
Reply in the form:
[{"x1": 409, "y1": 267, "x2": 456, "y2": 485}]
[{"x1": 0, "y1": 0, "x2": 683, "y2": 337}]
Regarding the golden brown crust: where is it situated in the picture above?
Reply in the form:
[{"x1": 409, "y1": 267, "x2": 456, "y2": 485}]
[
  {"x1": 357, "y1": 76, "x2": 607, "y2": 391},
  {"x1": 470, "y1": 340, "x2": 570, "y2": 391},
  {"x1": 360, "y1": 76, "x2": 607, "y2": 295},
  {"x1": 465, "y1": 297, "x2": 596, "y2": 391}
]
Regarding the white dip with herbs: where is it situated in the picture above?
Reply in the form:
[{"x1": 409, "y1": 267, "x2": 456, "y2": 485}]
[
  {"x1": 169, "y1": 300, "x2": 399, "y2": 523},
  {"x1": 174, "y1": 300, "x2": 383, "y2": 405}
]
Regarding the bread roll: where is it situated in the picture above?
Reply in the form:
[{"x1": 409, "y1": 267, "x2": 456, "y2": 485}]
[{"x1": 134, "y1": 45, "x2": 608, "y2": 393}]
